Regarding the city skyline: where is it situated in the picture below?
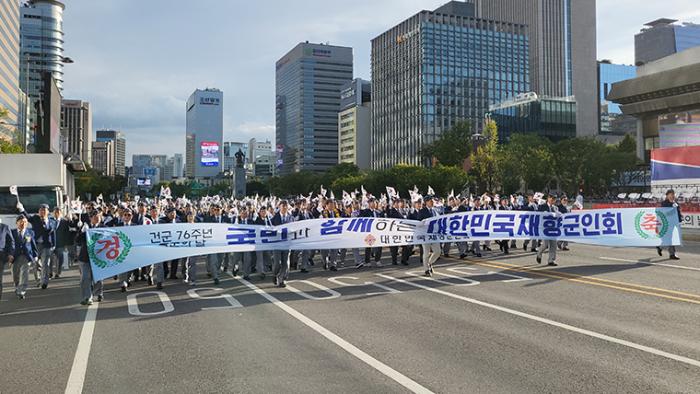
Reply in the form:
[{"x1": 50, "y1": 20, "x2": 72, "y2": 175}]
[{"x1": 59, "y1": 0, "x2": 700, "y2": 165}]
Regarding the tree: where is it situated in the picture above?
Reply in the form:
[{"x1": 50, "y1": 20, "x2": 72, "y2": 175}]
[
  {"x1": 498, "y1": 133, "x2": 554, "y2": 192},
  {"x1": 421, "y1": 121, "x2": 472, "y2": 167},
  {"x1": 470, "y1": 120, "x2": 500, "y2": 192},
  {"x1": 0, "y1": 139, "x2": 23, "y2": 153}
]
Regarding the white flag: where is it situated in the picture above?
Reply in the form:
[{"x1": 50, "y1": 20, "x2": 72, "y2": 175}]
[
  {"x1": 320, "y1": 185, "x2": 327, "y2": 197},
  {"x1": 386, "y1": 186, "x2": 397, "y2": 199},
  {"x1": 96, "y1": 194, "x2": 104, "y2": 204},
  {"x1": 330, "y1": 191, "x2": 335, "y2": 200},
  {"x1": 427, "y1": 186, "x2": 435, "y2": 196},
  {"x1": 448, "y1": 189, "x2": 454, "y2": 199},
  {"x1": 9, "y1": 185, "x2": 18, "y2": 196}
]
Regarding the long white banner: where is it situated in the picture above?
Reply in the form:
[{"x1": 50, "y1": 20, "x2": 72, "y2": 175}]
[{"x1": 86, "y1": 207, "x2": 682, "y2": 281}]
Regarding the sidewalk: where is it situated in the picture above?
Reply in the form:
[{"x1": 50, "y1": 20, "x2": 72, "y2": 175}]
[{"x1": 682, "y1": 228, "x2": 700, "y2": 242}]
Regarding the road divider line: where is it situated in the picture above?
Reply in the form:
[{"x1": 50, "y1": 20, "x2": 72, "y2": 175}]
[
  {"x1": 377, "y1": 273, "x2": 700, "y2": 369},
  {"x1": 235, "y1": 275, "x2": 434, "y2": 394},
  {"x1": 599, "y1": 256, "x2": 700, "y2": 272},
  {"x1": 65, "y1": 302, "x2": 99, "y2": 394},
  {"x1": 453, "y1": 257, "x2": 700, "y2": 304}
]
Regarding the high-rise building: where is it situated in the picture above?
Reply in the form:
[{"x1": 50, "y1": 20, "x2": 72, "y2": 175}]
[
  {"x1": 248, "y1": 138, "x2": 275, "y2": 178},
  {"x1": 635, "y1": 19, "x2": 700, "y2": 66},
  {"x1": 132, "y1": 154, "x2": 167, "y2": 184},
  {"x1": 0, "y1": 0, "x2": 20, "y2": 144},
  {"x1": 469, "y1": 0, "x2": 598, "y2": 136},
  {"x1": 185, "y1": 88, "x2": 223, "y2": 179},
  {"x1": 489, "y1": 93, "x2": 576, "y2": 141},
  {"x1": 371, "y1": 1, "x2": 530, "y2": 169},
  {"x1": 338, "y1": 78, "x2": 371, "y2": 169},
  {"x1": 276, "y1": 42, "x2": 353, "y2": 174},
  {"x1": 172, "y1": 153, "x2": 183, "y2": 178},
  {"x1": 92, "y1": 140, "x2": 115, "y2": 177},
  {"x1": 95, "y1": 129, "x2": 126, "y2": 177},
  {"x1": 597, "y1": 61, "x2": 637, "y2": 139},
  {"x1": 20, "y1": 0, "x2": 67, "y2": 100},
  {"x1": 223, "y1": 141, "x2": 248, "y2": 171},
  {"x1": 60, "y1": 99, "x2": 92, "y2": 164}
]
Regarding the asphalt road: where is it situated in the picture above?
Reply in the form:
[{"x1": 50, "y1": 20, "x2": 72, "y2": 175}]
[{"x1": 1, "y1": 241, "x2": 699, "y2": 393}]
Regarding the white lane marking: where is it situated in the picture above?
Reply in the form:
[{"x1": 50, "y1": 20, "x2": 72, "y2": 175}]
[
  {"x1": 285, "y1": 280, "x2": 341, "y2": 300},
  {"x1": 600, "y1": 256, "x2": 700, "y2": 272},
  {"x1": 236, "y1": 276, "x2": 434, "y2": 394},
  {"x1": 327, "y1": 276, "x2": 402, "y2": 296},
  {"x1": 377, "y1": 273, "x2": 700, "y2": 369},
  {"x1": 65, "y1": 302, "x2": 99, "y2": 394},
  {"x1": 127, "y1": 291, "x2": 174, "y2": 316},
  {"x1": 407, "y1": 270, "x2": 480, "y2": 286},
  {"x1": 446, "y1": 267, "x2": 531, "y2": 283},
  {"x1": 187, "y1": 287, "x2": 243, "y2": 310}
]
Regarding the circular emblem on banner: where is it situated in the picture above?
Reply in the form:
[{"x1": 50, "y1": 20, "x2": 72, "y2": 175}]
[
  {"x1": 87, "y1": 231, "x2": 133, "y2": 269},
  {"x1": 364, "y1": 234, "x2": 377, "y2": 246},
  {"x1": 634, "y1": 210, "x2": 669, "y2": 239}
]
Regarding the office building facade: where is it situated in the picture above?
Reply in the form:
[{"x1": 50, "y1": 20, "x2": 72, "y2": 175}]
[
  {"x1": 489, "y1": 92, "x2": 576, "y2": 142},
  {"x1": 338, "y1": 78, "x2": 371, "y2": 169},
  {"x1": 95, "y1": 129, "x2": 126, "y2": 177},
  {"x1": 0, "y1": 0, "x2": 20, "y2": 144},
  {"x1": 20, "y1": 0, "x2": 66, "y2": 100},
  {"x1": 185, "y1": 88, "x2": 223, "y2": 179},
  {"x1": 248, "y1": 138, "x2": 274, "y2": 178},
  {"x1": 92, "y1": 140, "x2": 115, "y2": 177},
  {"x1": 276, "y1": 42, "x2": 353, "y2": 174},
  {"x1": 132, "y1": 154, "x2": 167, "y2": 184},
  {"x1": 469, "y1": 0, "x2": 598, "y2": 136},
  {"x1": 635, "y1": 19, "x2": 700, "y2": 66},
  {"x1": 597, "y1": 61, "x2": 636, "y2": 137},
  {"x1": 60, "y1": 99, "x2": 92, "y2": 164},
  {"x1": 371, "y1": 2, "x2": 529, "y2": 169}
]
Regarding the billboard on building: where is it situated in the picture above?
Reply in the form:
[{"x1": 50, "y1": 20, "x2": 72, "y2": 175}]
[
  {"x1": 200, "y1": 141, "x2": 220, "y2": 167},
  {"x1": 136, "y1": 178, "x2": 152, "y2": 187}
]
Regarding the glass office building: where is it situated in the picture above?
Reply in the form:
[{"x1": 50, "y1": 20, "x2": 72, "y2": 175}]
[
  {"x1": 598, "y1": 61, "x2": 637, "y2": 136},
  {"x1": 275, "y1": 42, "x2": 353, "y2": 175},
  {"x1": 635, "y1": 19, "x2": 700, "y2": 65},
  {"x1": 0, "y1": 0, "x2": 19, "y2": 143},
  {"x1": 371, "y1": 1, "x2": 529, "y2": 169},
  {"x1": 489, "y1": 93, "x2": 576, "y2": 142}
]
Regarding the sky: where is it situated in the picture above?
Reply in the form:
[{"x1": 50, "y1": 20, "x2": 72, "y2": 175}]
[{"x1": 60, "y1": 0, "x2": 700, "y2": 165}]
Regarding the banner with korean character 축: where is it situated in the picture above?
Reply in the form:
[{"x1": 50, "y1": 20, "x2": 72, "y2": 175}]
[{"x1": 86, "y1": 207, "x2": 681, "y2": 281}]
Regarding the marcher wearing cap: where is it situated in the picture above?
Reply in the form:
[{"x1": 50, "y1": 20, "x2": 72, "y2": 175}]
[
  {"x1": 16, "y1": 201, "x2": 55, "y2": 289},
  {"x1": 75, "y1": 210, "x2": 104, "y2": 305}
]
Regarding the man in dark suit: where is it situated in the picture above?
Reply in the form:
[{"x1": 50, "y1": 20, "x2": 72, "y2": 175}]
[
  {"x1": 419, "y1": 196, "x2": 441, "y2": 276},
  {"x1": 271, "y1": 200, "x2": 294, "y2": 287},
  {"x1": 159, "y1": 207, "x2": 181, "y2": 281},
  {"x1": 357, "y1": 198, "x2": 383, "y2": 268},
  {"x1": 11, "y1": 215, "x2": 37, "y2": 299},
  {"x1": 657, "y1": 189, "x2": 682, "y2": 260},
  {"x1": 536, "y1": 193, "x2": 559, "y2": 266},
  {"x1": 203, "y1": 204, "x2": 231, "y2": 285},
  {"x1": 18, "y1": 202, "x2": 55, "y2": 289},
  {"x1": 386, "y1": 198, "x2": 409, "y2": 265},
  {"x1": 0, "y1": 220, "x2": 15, "y2": 301},
  {"x1": 50, "y1": 207, "x2": 78, "y2": 279}
]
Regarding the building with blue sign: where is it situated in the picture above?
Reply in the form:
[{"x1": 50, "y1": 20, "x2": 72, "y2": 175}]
[
  {"x1": 185, "y1": 88, "x2": 223, "y2": 180},
  {"x1": 598, "y1": 61, "x2": 637, "y2": 139},
  {"x1": 635, "y1": 18, "x2": 700, "y2": 66},
  {"x1": 370, "y1": 1, "x2": 529, "y2": 169},
  {"x1": 275, "y1": 42, "x2": 353, "y2": 175}
]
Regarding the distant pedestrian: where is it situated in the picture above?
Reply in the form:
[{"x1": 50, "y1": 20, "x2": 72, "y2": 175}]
[{"x1": 657, "y1": 189, "x2": 682, "y2": 260}]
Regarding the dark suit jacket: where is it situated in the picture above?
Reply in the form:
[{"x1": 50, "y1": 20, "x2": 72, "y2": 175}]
[
  {"x1": 418, "y1": 206, "x2": 436, "y2": 221},
  {"x1": 11, "y1": 228, "x2": 38, "y2": 261},
  {"x1": 0, "y1": 223, "x2": 14, "y2": 259},
  {"x1": 54, "y1": 218, "x2": 78, "y2": 248},
  {"x1": 21, "y1": 212, "x2": 55, "y2": 248},
  {"x1": 203, "y1": 214, "x2": 231, "y2": 224},
  {"x1": 271, "y1": 212, "x2": 293, "y2": 226},
  {"x1": 359, "y1": 208, "x2": 383, "y2": 218},
  {"x1": 661, "y1": 199, "x2": 683, "y2": 221}
]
